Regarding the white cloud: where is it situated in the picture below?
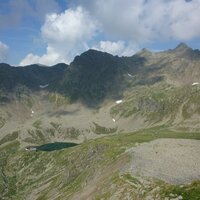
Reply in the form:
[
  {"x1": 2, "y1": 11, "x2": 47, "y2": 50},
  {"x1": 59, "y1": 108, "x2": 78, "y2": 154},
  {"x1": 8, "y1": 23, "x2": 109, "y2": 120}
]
[
  {"x1": 41, "y1": 7, "x2": 96, "y2": 43},
  {"x1": 169, "y1": 0, "x2": 200, "y2": 40},
  {"x1": 0, "y1": 41, "x2": 9, "y2": 62},
  {"x1": 93, "y1": 41, "x2": 124, "y2": 55},
  {"x1": 19, "y1": 53, "x2": 40, "y2": 66},
  {"x1": 20, "y1": 6, "x2": 97, "y2": 66},
  {"x1": 20, "y1": 0, "x2": 200, "y2": 66},
  {"x1": 20, "y1": 47, "x2": 63, "y2": 66},
  {"x1": 75, "y1": 0, "x2": 200, "y2": 42},
  {"x1": 93, "y1": 40, "x2": 137, "y2": 56}
]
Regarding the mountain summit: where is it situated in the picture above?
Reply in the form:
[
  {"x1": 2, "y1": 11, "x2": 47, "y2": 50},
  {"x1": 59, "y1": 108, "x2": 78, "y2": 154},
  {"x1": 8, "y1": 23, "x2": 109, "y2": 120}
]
[
  {"x1": 174, "y1": 42, "x2": 192, "y2": 52},
  {"x1": 57, "y1": 49, "x2": 126, "y2": 104}
]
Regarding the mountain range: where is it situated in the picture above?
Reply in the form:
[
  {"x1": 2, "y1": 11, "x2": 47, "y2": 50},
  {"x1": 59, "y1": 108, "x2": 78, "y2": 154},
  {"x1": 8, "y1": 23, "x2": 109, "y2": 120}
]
[
  {"x1": 1, "y1": 42, "x2": 200, "y2": 139},
  {"x1": 0, "y1": 43, "x2": 200, "y2": 200}
]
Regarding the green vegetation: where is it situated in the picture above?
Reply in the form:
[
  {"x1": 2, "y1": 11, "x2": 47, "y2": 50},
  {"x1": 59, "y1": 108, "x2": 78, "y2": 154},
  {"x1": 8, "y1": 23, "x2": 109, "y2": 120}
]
[
  {"x1": 0, "y1": 126, "x2": 200, "y2": 199},
  {"x1": 111, "y1": 85, "x2": 200, "y2": 125},
  {"x1": 25, "y1": 129, "x2": 47, "y2": 144},
  {"x1": 24, "y1": 124, "x2": 82, "y2": 144},
  {"x1": 14, "y1": 85, "x2": 34, "y2": 107},
  {"x1": 1, "y1": 45, "x2": 200, "y2": 199},
  {"x1": 48, "y1": 92, "x2": 69, "y2": 106},
  {"x1": 161, "y1": 181, "x2": 200, "y2": 200},
  {"x1": 0, "y1": 131, "x2": 19, "y2": 145},
  {"x1": 64, "y1": 127, "x2": 81, "y2": 138},
  {"x1": 33, "y1": 120, "x2": 42, "y2": 129},
  {"x1": 0, "y1": 116, "x2": 6, "y2": 128},
  {"x1": 182, "y1": 89, "x2": 200, "y2": 119},
  {"x1": 50, "y1": 122, "x2": 82, "y2": 138},
  {"x1": 123, "y1": 173, "x2": 141, "y2": 185},
  {"x1": 50, "y1": 122, "x2": 61, "y2": 130},
  {"x1": 45, "y1": 128, "x2": 55, "y2": 137},
  {"x1": 93, "y1": 122, "x2": 117, "y2": 134},
  {"x1": 110, "y1": 99, "x2": 138, "y2": 117},
  {"x1": 0, "y1": 90, "x2": 9, "y2": 103},
  {"x1": 0, "y1": 140, "x2": 20, "y2": 199},
  {"x1": 121, "y1": 172, "x2": 200, "y2": 200}
]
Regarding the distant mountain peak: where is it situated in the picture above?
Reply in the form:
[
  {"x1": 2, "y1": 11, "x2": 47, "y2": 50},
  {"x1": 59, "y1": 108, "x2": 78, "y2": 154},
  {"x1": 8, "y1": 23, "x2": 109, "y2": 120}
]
[
  {"x1": 137, "y1": 48, "x2": 152, "y2": 57},
  {"x1": 175, "y1": 43, "x2": 191, "y2": 51},
  {"x1": 71, "y1": 48, "x2": 115, "y2": 67},
  {"x1": 141, "y1": 48, "x2": 150, "y2": 52},
  {"x1": 80, "y1": 49, "x2": 113, "y2": 57}
]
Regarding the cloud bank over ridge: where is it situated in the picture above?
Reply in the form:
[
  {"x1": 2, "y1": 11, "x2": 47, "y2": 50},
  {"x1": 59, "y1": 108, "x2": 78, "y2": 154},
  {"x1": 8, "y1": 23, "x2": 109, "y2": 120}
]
[{"x1": 20, "y1": 0, "x2": 200, "y2": 66}]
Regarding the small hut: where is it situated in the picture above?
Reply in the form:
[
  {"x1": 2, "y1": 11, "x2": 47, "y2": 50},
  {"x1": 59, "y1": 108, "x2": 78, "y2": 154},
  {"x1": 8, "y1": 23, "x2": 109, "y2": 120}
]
[{"x1": 25, "y1": 146, "x2": 37, "y2": 151}]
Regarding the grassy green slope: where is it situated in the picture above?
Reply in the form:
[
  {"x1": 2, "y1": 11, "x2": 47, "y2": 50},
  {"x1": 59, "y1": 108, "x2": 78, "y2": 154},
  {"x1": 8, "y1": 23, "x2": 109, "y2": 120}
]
[
  {"x1": 0, "y1": 127, "x2": 200, "y2": 200},
  {"x1": 111, "y1": 83, "x2": 200, "y2": 128}
]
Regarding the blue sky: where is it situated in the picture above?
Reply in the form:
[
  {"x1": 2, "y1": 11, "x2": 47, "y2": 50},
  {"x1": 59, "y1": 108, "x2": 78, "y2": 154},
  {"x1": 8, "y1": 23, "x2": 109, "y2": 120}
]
[{"x1": 0, "y1": 0, "x2": 200, "y2": 66}]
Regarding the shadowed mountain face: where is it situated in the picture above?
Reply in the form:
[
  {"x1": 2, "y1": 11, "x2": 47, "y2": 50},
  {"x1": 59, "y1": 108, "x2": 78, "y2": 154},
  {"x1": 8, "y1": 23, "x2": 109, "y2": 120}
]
[
  {"x1": 1, "y1": 43, "x2": 200, "y2": 105},
  {"x1": 0, "y1": 63, "x2": 68, "y2": 91},
  {"x1": 56, "y1": 50, "x2": 129, "y2": 105},
  {"x1": 57, "y1": 44, "x2": 200, "y2": 104}
]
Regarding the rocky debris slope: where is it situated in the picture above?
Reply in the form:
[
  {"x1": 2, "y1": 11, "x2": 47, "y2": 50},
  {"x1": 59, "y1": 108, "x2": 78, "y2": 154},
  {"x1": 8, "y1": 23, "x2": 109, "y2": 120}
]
[{"x1": 128, "y1": 138, "x2": 200, "y2": 184}]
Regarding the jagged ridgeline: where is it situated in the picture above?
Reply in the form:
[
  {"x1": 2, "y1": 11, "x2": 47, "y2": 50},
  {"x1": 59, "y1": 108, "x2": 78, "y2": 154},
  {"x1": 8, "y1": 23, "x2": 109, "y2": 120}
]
[
  {"x1": 56, "y1": 50, "x2": 129, "y2": 104},
  {"x1": 0, "y1": 63, "x2": 68, "y2": 91},
  {"x1": 1, "y1": 43, "x2": 200, "y2": 105},
  {"x1": 1, "y1": 43, "x2": 200, "y2": 128},
  {"x1": 1, "y1": 44, "x2": 200, "y2": 200}
]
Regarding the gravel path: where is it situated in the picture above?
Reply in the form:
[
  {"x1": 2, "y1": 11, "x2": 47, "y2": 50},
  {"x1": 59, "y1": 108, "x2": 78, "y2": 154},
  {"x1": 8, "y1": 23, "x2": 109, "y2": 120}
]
[{"x1": 128, "y1": 138, "x2": 200, "y2": 184}]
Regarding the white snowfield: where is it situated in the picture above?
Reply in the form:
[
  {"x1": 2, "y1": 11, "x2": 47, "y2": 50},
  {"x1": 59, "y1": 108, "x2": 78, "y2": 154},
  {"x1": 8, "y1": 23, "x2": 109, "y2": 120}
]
[
  {"x1": 30, "y1": 109, "x2": 34, "y2": 117},
  {"x1": 127, "y1": 73, "x2": 133, "y2": 77},
  {"x1": 39, "y1": 84, "x2": 49, "y2": 88},
  {"x1": 116, "y1": 100, "x2": 123, "y2": 104},
  {"x1": 192, "y1": 82, "x2": 199, "y2": 86}
]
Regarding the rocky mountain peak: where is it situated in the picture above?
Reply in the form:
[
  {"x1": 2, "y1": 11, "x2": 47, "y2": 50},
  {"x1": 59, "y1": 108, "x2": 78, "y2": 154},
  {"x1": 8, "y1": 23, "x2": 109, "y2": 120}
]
[
  {"x1": 137, "y1": 48, "x2": 152, "y2": 57},
  {"x1": 174, "y1": 42, "x2": 191, "y2": 52}
]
